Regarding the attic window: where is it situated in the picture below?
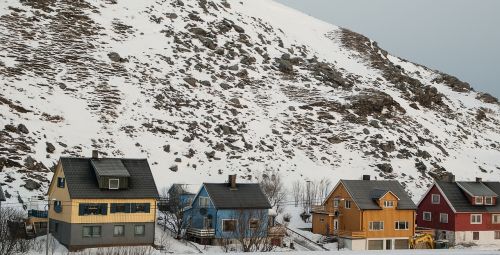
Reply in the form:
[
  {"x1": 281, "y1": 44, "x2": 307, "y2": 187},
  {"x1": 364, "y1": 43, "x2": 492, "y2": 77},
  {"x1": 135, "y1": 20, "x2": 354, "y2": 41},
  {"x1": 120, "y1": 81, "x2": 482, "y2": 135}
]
[
  {"x1": 485, "y1": 197, "x2": 493, "y2": 205},
  {"x1": 475, "y1": 196, "x2": 483, "y2": 205},
  {"x1": 431, "y1": 194, "x2": 440, "y2": 204},
  {"x1": 57, "y1": 177, "x2": 65, "y2": 188},
  {"x1": 384, "y1": 201, "x2": 394, "y2": 208},
  {"x1": 109, "y1": 179, "x2": 119, "y2": 190}
]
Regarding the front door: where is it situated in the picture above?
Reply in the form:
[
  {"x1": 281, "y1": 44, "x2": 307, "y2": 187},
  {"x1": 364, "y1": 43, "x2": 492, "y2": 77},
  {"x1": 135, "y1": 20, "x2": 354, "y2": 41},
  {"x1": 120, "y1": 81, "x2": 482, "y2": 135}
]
[
  {"x1": 203, "y1": 217, "x2": 212, "y2": 229},
  {"x1": 333, "y1": 219, "x2": 338, "y2": 231},
  {"x1": 386, "y1": 239, "x2": 392, "y2": 250}
]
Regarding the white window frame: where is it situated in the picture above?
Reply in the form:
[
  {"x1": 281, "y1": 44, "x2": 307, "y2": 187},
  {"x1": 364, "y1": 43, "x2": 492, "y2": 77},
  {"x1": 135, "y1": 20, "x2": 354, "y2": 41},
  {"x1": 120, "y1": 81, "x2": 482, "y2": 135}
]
[
  {"x1": 109, "y1": 179, "x2": 119, "y2": 190},
  {"x1": 495, "y1": 231, "x2": 500, "y2": 240},
  {"x1": 492, "y1": 214, "x2": 500, "y2": 224},
  {"x1": 384, "y1": 201, "x2": 394, "y2": 208},
  {"x1": 394, "y1": 221, "x2": 409, "y2": 230},
  {"x1": 440, "y1": 213, "x2": 448, "y2": 223},
  {"x1": 471, "y1": 214, "x2": 482, "y2": 224},
  {"x1": 249, "y1": 219, "x2": 259, "y2": 230},
  {"x1": 333, "y1": 200, "x2": 339, "y2": 208},
  {"x1": 345, "y1": 200, "x2": 351, "y2": 209},
  {"x1": 431, "y1": 194, "x2": 440, "y2": 204},
  {"x1": 369, "y1": 221, "x2": 384, "y2": 231},
  {"x1": 222, "y1": 219, "x2": 237, "y2": 232},
  {"x1": 423, "y1": 212, "x2": 432, "y2": 221},
  {"x1": 475, "y1": 196, "x2": 483, "y2": 205},
  {"x1": 485, "y1": 197, "x2": 493, "y2": 205},
  {"x1": 199, "y1": 197, "x2": 210, "y2": 208}
]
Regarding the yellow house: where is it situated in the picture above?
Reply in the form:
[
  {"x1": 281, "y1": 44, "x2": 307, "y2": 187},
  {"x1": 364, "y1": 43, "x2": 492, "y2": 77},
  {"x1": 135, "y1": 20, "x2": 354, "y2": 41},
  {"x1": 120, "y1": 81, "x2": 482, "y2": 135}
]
[
  {"x1": 47, "y1": 151, "x2": 159, "y2": 251},
  {"x1": 312, "y1": 175, "x2": 416, "y2": 250}
]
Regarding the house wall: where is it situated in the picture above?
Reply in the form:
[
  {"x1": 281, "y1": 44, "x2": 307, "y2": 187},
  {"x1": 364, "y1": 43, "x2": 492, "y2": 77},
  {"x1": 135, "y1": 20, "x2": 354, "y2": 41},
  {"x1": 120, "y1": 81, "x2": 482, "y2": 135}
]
[
  {"x1": 416, "y1": 185, "x2": 455, "y2": 231},
  {"x1": 186, "y1": 186, "x2": 217, "y2": 230},
  {"x1": 311, "y1": 213, "x2": 329, "y2": 235},
  {"x1": 215, "y1": 209, "x2": 269, "y2": 239},
  {"x1": 48, "y1": 163, "x2": 72, "y2": 223},
  {"x1": 455, "y1": 213, "x2": 500, "y2": 231},
  {"x1": 454, "y1": 231, "x2": 500, "y2": 245},
  {"x1": 362, "y1": 192, "x2": 415, "y2": 239}
]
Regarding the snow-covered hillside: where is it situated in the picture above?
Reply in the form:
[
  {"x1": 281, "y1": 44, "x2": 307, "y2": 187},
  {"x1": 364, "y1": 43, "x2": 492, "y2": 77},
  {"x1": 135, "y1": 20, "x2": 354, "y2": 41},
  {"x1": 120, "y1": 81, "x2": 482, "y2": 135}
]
[{"x1": 1, "y1": 0, "x2": 499, "y2": 204}]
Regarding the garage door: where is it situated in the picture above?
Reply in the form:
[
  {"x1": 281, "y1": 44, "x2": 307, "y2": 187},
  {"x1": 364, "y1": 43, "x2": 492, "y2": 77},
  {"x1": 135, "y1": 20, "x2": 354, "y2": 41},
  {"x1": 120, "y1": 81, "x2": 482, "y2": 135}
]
[
  {"x1": 394, "y1": 239, "x2": 409, "y2": 249},
  {"x1": 368, "y1": 240, "x2": 383, "y2": 250}
]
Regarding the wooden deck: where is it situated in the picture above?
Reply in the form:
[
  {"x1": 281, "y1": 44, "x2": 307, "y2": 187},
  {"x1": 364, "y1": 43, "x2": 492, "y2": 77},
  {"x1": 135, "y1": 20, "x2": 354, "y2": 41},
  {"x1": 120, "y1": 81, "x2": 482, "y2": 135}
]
[{"x1": 187, "y1": 228, "x2": 215, "y2": 237}]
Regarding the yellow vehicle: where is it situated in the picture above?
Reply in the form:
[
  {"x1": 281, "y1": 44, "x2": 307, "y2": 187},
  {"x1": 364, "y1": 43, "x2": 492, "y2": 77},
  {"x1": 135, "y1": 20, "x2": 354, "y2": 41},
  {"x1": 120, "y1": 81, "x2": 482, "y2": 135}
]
[{"x1": 410, "y1": 234, "x2": 434, "y2": 249}]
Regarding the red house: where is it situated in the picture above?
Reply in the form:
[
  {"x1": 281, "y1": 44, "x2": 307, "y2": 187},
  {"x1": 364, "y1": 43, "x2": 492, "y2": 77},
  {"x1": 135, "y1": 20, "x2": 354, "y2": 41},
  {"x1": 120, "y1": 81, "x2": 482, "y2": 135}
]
[{"x1": 417, "y1": 177, "x2": 500, "y2": 245}]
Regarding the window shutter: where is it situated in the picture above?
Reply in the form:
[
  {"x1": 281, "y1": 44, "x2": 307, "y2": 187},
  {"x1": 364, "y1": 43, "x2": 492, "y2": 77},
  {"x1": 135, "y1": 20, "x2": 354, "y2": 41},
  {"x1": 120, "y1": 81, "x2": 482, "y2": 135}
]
[
  {"x1": 79, "y1": 204, "x2": 86, "y2": 215},
  {"x1": 131, "y1": 203, "x2": 137, "y2": 213},
  {"x1": 110, "y1": 204, "x2": 116, "y2": 213},
  {"x1": 125, "y1": 203, "x2": 131, "y2": 213},
  {"x1": 144, "y1": 203, "x2": 150, "y2": 213},
  {"x1": 101, "y1": 204, "x2": 108, "y2": 215}
]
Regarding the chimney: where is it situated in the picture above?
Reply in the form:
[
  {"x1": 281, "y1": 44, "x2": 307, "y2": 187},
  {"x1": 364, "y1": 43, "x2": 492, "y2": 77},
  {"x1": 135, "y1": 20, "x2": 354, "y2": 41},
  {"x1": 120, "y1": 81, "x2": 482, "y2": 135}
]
[
  {"x1": 92, "y1": 150, "x2": 99, "y2": 159},
  {"x1": 228, "y1": 174, "x2": 237, "y2": 189},
  {"x1": 362, "y1": 175, "x2": 371, "y2": 181},
  {"x1": 476, "y1": 177, "x2": 483, "y2": 183}
]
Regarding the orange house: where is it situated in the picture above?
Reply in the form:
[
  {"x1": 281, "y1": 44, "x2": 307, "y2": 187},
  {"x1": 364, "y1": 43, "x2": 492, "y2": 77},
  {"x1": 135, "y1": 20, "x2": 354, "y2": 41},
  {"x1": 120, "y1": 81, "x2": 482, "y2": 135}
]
[{"x1": 312, "y1": 175, "x2": 417, "y2": 250}]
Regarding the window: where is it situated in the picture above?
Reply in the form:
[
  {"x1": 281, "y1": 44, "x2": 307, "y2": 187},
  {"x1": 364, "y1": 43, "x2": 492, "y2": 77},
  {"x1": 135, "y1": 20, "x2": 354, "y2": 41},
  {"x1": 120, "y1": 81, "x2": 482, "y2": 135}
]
[
  {"x1": 249, "y1": 219, "x2": 259, "y2": 230},
  {"x1": 111, "y1": 203, "x2": 130, "y2": 213},
  {"x1": 57, "y1": 177, "x2": 65, "y2": 188},
  {"x1": 495, "y1": 231, "x2": 500, "y2": 240},
  {"x1": 369, "y1": 221, "x2": 384, "y2": 231},
  {"x1": 79, "y1": 203, "x2": 107, "y2": 216},
  {"x1": 54, "y1": 201, "x2": 62, "y2": 213},
  {"x1": 440, "y1": 213, "x2": 448, "y2": 223},
  {"x1": 113, "y1": 225, "x2": 125, "y2": 236},
  {"x1": 367, "y1": 240, "x2": 383, "y2": 250},
  {"x1": 471, "y1": 214, "x2": 482, "y2": 224},
  {"x1": 473, "y1": 232, "x2": 479, "y2": 240},
  {"x1": 431, "y1": 194, "x2": 440, "y2": 204},
  {"x1": 384, "y1": 201, "x2": 394, "y2": 208},
  {"x1": 386, "y1": 239, "x2": 392, "y2": 250},
  {"x1": 345, "y1": 200, "x2": 351, "y2": 209},
  {"x1": 493, "y1": 214, "x2": 500, "y2": 224},
  {"x1": 134, "y1": 225, "x2": 145, "y2": 236},
  {"x1": 199, "y1": 197, "x2": 210, "y2": 208},
  {"x1": 223, "y1": 220, "x2": 237, "y2": 232},
  {"x1": 394, "y1": 221, "x2": 409, "y2": 230},
  {"x1": 131, "y1": 203, "x2": 150, "y2": 213},
  {"x1": 485, "y1": 197, "x2": 493, "y2": 205},
  {"x1": 333, "y1": 200, "x2": 339, "y2": 208},
  {"x1": 423, "y1": 212, "x2": 431, "y2": 221},
  {"x1": 83, "y1": 226, "x2": 101, "y2": 238},
  {"x1": 475, "y1": 196, "x2": 483, "y2": 205},
  {"x1": 109, "y1": 179, "x2": 119, "y2": 189}
]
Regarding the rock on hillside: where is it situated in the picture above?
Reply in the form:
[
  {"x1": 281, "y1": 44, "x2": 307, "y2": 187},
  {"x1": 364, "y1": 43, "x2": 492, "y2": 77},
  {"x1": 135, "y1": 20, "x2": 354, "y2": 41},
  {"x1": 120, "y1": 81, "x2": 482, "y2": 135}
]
[{"x1": 0, "y1": 0, "x2": 499, "y2": 203}]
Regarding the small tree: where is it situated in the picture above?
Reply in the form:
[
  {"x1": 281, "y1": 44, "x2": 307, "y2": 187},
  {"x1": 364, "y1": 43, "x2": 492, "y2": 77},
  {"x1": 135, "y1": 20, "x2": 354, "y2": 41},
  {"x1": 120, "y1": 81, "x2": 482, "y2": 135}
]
[
  {"x1": 220, "y1": 209, "x2": 273, "y2": 252},
  {"x1": 259, "y1": 172, "x2": 287, "y2": 214},
  {"x1": 291, "y1": 181, "x2": 303, "y2": 207},
  {"x1": 159, "y1": 185, "x2": 191, "y2": 239},
  {"x1": 0, "y1": 207, "x2": 32, "y2": 255}
]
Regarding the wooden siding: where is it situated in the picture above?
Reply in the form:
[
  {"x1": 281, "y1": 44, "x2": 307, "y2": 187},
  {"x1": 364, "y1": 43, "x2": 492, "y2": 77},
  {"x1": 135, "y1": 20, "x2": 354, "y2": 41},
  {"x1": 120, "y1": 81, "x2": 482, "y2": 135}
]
[
  {"x1": 417, "y1": 185, "x2": 455, "y2": 231},
  {"x1": 455, "y1": 213, "x2": 500, "y2": 231},
  {"x1": 48, "y1": 163, "x2": 72, "y2": 223}
]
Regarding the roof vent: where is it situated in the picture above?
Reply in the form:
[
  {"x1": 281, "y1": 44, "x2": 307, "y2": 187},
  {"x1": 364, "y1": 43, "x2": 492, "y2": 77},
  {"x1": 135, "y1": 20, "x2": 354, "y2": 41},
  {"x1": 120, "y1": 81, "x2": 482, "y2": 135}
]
[
  {"x1": 476, "y1": 177, "x2": 483, "y2": 183},
  {"x1": 362, "y1": 175, "x2": 371, "y2": 181},
  {"x1": 92, "y1": 150, "x2": 99, "y2": 159}
]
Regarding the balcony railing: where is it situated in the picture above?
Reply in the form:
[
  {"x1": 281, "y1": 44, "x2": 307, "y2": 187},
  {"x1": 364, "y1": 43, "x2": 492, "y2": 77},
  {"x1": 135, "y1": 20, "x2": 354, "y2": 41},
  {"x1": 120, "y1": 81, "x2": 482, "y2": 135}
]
[
  {"x1": 187, "y1": 228, "x2": 215, "y2": 237},
  {"x1": 311, "y1": 205, "x2": 335, "y2": 214},
  {"x1": 268, "y1": 226, "x2": 286, "y2": 237},
  {"x1": 28, "y1": 210, "x2": 48, "y2": 218},
  {"x1": 337, "y1": 230, "x2": 367, "y2": 239}
]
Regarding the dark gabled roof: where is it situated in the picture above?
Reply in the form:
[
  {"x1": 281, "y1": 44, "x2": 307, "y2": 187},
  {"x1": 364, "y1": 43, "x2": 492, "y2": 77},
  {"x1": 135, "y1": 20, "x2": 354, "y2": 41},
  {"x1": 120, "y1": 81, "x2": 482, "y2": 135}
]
[
  {"x1": 456, "y1": 181, "x2": 497, "y2": 197},
  {"x1": 203, "y1": 183, "x2": 271, "y2": 209},
  {"x1": 0, "y1": 185, "x2": 6, "y2": 201},
  {"x1": 436, "y1": 181, "x2": 500, "y2": 213},
  {"x1": 341, "y1": 180, "x2": 417, "y2": 210},
  {"x1": 60, "y1": 157, "x2": 159, "y2": 199},
  {"x1": 91, "y1": 159, "x2": 130, "y2": 177}
]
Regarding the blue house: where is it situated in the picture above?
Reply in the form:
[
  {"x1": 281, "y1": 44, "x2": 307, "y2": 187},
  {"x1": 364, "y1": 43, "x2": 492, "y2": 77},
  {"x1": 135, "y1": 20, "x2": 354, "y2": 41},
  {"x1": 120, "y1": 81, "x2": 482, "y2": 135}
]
[
  {"x1": 167, "y1": 184, "x2": 197, "y2": 208},
  {"x1": 183, "y1": 175, "x2": 272, "y2": 245}
]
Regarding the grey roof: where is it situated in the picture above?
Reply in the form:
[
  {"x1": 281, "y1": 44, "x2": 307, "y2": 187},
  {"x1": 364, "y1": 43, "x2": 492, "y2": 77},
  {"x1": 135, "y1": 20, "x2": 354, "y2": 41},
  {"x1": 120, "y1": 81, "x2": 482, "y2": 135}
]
[
  {"x1": 436, "y1": 181, "x2": 500, "y2": 213},
  {"x1": 91, "y1": 159, "x2": 130, "y2": 177},
  {"x1": 60, "y1": 157, "x2": 159, "y2": 199},
  {"x1": 456, "y1": 181, "x2": 497, "y2": 197},
  {"x1": 370, "y1": 189, "x2": 393, "y2": 200},
  {"x1": 0, "y1": 185, "x2": 6, "y2": 201},
  {"x1": 341, "y1": 180, "x2": 417, "y2": 210},
  {"x1": 203, "y1": 183, "x2": 271, "y2": 209}
]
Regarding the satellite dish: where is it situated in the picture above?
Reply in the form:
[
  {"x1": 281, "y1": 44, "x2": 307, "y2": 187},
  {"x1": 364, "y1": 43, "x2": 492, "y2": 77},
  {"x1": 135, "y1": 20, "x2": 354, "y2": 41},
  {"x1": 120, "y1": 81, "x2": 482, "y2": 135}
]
[{"x1": 200, "y1": 208, "x2": 207, "y2": 215}]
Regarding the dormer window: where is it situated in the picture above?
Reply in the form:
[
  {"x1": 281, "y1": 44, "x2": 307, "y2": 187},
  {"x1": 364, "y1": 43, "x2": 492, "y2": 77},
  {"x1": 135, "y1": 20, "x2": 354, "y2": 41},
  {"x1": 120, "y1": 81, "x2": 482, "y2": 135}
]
[
  {"x1": 384, "y1": 201, "x2": 394, "y2": 208},
  {"x1": 475, "y1": 196, "x2": 483, "y2": 205},
  {"x1": 109, "y1": 179, "x2": 119, "y2": 190},
  {"x1": 485, "y1": 197, "x2": 493, "y2": 205}
]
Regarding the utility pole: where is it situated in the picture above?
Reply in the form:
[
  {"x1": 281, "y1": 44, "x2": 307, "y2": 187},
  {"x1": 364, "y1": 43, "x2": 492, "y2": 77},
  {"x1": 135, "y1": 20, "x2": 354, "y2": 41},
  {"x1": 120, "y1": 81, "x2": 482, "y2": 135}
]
[{"x1": 306, "y1": 180, "x2": 311, "y2": 214}]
